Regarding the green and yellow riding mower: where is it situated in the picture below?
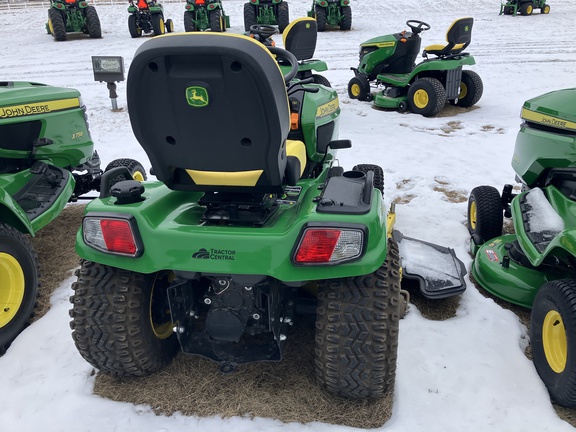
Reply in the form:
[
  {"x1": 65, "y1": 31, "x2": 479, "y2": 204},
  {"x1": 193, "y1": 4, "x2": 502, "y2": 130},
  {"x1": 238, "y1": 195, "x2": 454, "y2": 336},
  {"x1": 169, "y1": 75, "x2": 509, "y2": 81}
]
[
  {"x1": 468, "y1": 88, "x2": 576, "y2": 407},
  {"x1": 348, "y1": 18, "x2": 483, "y2": 117},
  {"x1": 128, "y1": 0, "x2": 174, "y2": 38},
  {"x1": 69, "y1": 31, "x2": 467, "y2": 398},
  {"x1": 0, "y1": 81, "x2": 146, "y2": 354},
  {"x1": 184, "y1": 0, "x2": 230, "y2": 32},
  {"x1": 243, "y1": 0, "x2": 289, "y2": 34},
  {"x1": 46, "y1": 0, "x2": 101, "y2": 41},
  {"x1": 306, "y1": 0, "x2": 352, "y2": 32},
  {"x1": 500, "y1": 0, "x2": 550, "y2": 15}
]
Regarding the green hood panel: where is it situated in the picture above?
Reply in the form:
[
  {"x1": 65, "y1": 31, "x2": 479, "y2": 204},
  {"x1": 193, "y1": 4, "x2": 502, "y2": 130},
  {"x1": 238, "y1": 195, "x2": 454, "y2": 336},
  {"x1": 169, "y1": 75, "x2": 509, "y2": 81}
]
[
  {"x1": 521, "y1": 88, "x2": 576, "y2": 132},
  {"x1": 0, "y1": 82, "x2": 81, "y2": 109}
]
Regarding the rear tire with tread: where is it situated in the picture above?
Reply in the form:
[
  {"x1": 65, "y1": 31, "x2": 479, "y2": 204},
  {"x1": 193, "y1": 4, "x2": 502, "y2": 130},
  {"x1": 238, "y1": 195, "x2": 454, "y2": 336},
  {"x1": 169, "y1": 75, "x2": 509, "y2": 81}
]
[
  {"x1": 315, "y1": 239, "x2": 401, "y2": 399},
  {"x1": 449, "y1": 70, "x2": 483, "y2": 108},
  {"x1": 151, "y1": 13, "x2": 165, "y2": 36},
  {"x1": 243, "y1": 3, "x2": 256, "y2": 32},
  {"x1": 105, "y1": 158, "x2": 147, "y2": 182},
  {"x1": 70, "y1": 261, "x2": 178, "y2": 376},
  {"x1": 312, "y1": 74, "x2": 331, "y2": 88},
  {"x1": 277, "y1": 1, "x2": 289, "y2": 33},
  {"x1": 209, "y1": 9, "x2": 222, "y2": 32},
  {"x1": 353, "y1": 164, "x2": 384, "y2": 194},
  {"x1": 128, "y1": 14, "x2": 142, "y2": 37},
  {"x1": 48, "y1": 8, "x2": 67, "y2": 41},
  {"x1": 84, "y1": 6, "x2": 102, "y2": 38},
  {"x1": 407, "y1": 77, "x2": 446, "y2": 117},
  {"x1": 340, "y1": 6, "x2": 352, "y2": 31},
  {"x1": 315, "y1": 6, "x2": 326, "y2": 32}
]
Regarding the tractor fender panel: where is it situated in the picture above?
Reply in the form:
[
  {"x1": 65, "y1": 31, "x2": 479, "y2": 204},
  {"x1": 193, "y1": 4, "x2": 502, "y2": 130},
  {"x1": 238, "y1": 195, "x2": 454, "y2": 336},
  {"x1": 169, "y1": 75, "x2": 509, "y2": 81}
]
[{"x1": 0, "y1": 190, "x2": 34, "y2": 236}]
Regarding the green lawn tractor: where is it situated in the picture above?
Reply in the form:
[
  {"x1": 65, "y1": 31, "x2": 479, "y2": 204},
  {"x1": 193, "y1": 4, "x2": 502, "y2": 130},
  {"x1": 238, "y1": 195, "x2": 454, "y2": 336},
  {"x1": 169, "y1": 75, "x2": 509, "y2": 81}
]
[
  {"x1": 184, "y1": 0, "x2": 230, "y2": 32},
  {"x1": 251, "y1": 18, "x2": 331, "y2": 86},
  {"x1": 500, "y1": 0, "x2": 550, "y2": 15},
  {"x1": 68, "y1": 32, "x2": 467, "y2": 398},
  {"x1": 306, "y1": 0, "x2": 351, "y2": 32},
  {"x1": 244, "y1": 0, "x2": 289, "y2": 34},
  {"x1": 0, "y1": 81, "x2": 146, "y2": 355},
  {"x1": 348, "y1": 18, "x2": 483, "y2": 117},
  {"x1": 467, "y1": 88, "x2": 576, "y2": 407},
  {"x1": 128, "y1": 0, "x2": 174, "y2": 38},
  {"x1": 46, "y1": 0, "x2": 102, "y2": 41}
]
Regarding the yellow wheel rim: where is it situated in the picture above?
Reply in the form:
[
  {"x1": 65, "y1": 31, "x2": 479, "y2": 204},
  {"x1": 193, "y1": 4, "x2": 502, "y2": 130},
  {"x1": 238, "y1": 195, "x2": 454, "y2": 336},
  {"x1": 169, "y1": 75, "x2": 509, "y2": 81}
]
[
  {"x1": 543, "y1": 310, "x2": 567, "y2": 373},
  {"x1": 350, "y1": 83, "x2": 361, "y2": 97},
  {"x1": 132, "y1": 170, "x2": 145, "y2": 182},
  {"x1": 458, "y1": 82, "x2": 468, "y2": 100},
  {"x1": 469, "y1": 201, "x2": 477, "y2": 230},
  {"x1": 526, "y1": 5, "x2": 533, "y2": 14},
  {"x1": 48, "y1": 19, "x2": 54, "y2": 34},
  {"x1": 413, "y1": 89, "x2": 429, "y2": 109},
  {"x1": 150, "y1": 273, "x2": 174, "y2": 339},
  {"x1": 543, "y1": 5, "x2": 550, "y2": 13},
  {"x1": 160, "y1": 19, "x2": 165, "y2": 34},
  {"x1": 0, "y1": 252, "x2": 25, "y2": 328}
]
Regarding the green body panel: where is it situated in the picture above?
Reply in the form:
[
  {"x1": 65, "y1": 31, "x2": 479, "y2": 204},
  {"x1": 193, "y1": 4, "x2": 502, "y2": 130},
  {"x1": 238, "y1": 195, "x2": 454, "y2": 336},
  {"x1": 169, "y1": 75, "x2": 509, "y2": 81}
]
[
  {"x1": 185, "y1": 1, "x2": 228, "y2": 31},
  {"x1": 296, "y1": 59, "x2": 328, "y2": 73},
  {"x1": 76, "y1": 179, "x2": 388, "y2": 282},
  {"x1": 49, "y1": 1, "x2": 89, "y2": 33},
  {"x1": 511, "y1": 88, "x2": 576, "y2": 186},
  {"x1": 257, "y1": 5, "x2": 277, "y2": 25},
  {"x1": 357, "y1": 35, "x2": 398, "y2": 75},
  {"x1": 373, "y1": 92, "x2": 407, "y2": 109},
  {"x1": 500, "y1": 0, "x2": 548, "y2": 14},
  {"x1": 0, "y1": 83, "x2": 94, "y2": 169},
  {"x1": 471, "y1": 235, "x2": 553, "y2": 308},
  {"x1": 513, "y1": 186, "x2": 576, "y2": 267},
  {"x1": 377, "y1": 55, "x2": 477, "y2": 87}
]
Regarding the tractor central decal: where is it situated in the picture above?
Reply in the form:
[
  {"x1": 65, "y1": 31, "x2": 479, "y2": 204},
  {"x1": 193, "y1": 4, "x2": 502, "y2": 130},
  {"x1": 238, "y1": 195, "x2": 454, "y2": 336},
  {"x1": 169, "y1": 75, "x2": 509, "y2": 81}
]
[
  {"x1": 0, "y1": 98, "x2": 80, "y2": 119},
  {"x1": 186, "y1": 86, "x2": 209, "y2": 108},
  {"x1": 485, "y1": 249, "x2": 499, "y2": 262},
  {"x1": 192, "y1": 248, "x2": 236, "y2": 260}
]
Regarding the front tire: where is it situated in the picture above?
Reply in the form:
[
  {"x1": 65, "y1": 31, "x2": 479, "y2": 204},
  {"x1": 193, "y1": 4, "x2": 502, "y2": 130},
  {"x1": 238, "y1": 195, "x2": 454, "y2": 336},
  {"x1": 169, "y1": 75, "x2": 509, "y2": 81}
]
[
  {"x1": 340, "y1": 6, "x2": 352, "y2": 31},
  {"x1": 315, "y1": 239, "x2": 401, "y2": 399},
  {"x1": 449, "y1": 70, "x2": 483, "y2": 108},
  {"x1": 105, "y1": 158, "x2": 147, "y2": 182},
  {"x1": 312, "y1": 74, "x2": 331, "y2": 88},
  {"x1": 407, "y1": 77, "x2": 446, "y2": 117},
  {"x1": 348, "y1": 76, "x2": 370, "y2": 101},
  {"x1": 467, "y1": 186, "x2": 503, "y2": 245},
  {"x1": 84, "y1": 6, "x2": 102, "y2": 38},
  {"x1": 0, "y1": 223, "x2": 40, "y2": 354},
  {"x1": 184, "y1": 11, "x2": 196, "y2": 32},
  {"x1": 151, "y1": 13, "x2": 165, "y2": 36},
  {"x1": 531, "y1": 280, "x2": 576, "y2": 408},
  {"x1": 70, "y1": 261, "x2": 178, "y2": 376}
]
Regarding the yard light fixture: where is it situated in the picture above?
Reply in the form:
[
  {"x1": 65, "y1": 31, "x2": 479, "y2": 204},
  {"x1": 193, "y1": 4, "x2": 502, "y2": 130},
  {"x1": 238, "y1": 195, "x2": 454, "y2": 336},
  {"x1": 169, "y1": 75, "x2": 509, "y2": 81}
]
[{"x1": 91, "y1": 56, "x2": 125, "y2": 111}]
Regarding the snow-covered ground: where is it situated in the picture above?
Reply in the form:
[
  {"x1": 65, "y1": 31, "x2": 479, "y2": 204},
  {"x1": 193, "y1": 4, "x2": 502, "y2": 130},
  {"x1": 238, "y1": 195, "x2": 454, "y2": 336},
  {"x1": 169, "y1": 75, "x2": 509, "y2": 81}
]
[{"x1": 1, "y1": 0, "x2": 576, "y2": 430}]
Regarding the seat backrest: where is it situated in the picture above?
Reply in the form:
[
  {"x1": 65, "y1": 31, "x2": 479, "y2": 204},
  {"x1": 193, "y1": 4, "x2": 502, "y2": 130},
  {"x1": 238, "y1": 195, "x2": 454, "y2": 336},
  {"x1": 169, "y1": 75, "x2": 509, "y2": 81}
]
[
  {"x1": 282, "y1": 17, "x2": 318, "y2": 61},
  {"x1": 127, "y1": 33, "x2": 291, "y2": 193},
  {"x1": 446, "y1": 17, "x2": 473, "y2": 47}
]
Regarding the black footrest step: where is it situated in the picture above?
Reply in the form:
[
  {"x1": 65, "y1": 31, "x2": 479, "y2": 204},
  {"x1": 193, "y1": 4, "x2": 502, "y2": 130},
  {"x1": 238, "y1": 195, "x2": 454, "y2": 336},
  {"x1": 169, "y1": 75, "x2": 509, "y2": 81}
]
[{"x1": 12, "y1": 162, "x2": 70, "y2": 221}]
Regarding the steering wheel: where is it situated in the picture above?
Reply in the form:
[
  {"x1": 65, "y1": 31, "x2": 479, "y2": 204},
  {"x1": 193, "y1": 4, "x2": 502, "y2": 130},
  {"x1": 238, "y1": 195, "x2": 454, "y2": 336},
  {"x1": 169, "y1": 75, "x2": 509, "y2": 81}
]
[
  {"x1": 406, "y1": 20, "x2": 431, "y2": 35},
  {"x1": 268, "y1": 46, "x2": 299, "y2": 84},
  {"x1": 250, "y1": 24, "x2": 278, "y2": 40}
]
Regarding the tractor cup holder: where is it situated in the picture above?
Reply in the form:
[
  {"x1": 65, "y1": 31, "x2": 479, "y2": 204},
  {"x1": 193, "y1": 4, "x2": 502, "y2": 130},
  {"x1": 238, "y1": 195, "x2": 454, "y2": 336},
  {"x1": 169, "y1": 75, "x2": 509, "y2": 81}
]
[{"x1": 317, "y1": 169, "x2": 374, "y2": 215}]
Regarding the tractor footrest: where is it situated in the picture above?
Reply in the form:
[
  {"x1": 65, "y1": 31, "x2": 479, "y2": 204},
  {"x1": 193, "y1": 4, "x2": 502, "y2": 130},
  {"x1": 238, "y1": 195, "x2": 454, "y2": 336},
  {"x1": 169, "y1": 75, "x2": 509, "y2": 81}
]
[{"x1": 12, "y1": 162, "x2": 70, "y2": 221}]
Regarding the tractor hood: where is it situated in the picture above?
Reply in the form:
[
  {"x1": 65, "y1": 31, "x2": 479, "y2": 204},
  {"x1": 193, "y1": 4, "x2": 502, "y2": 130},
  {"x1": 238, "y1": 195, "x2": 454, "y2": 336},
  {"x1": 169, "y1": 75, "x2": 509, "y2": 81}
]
[
  {"x1": 0, "y1": 81, "x2": 81, "y2": 116},
  {"x1": 520, "y1": 88, "x2": 576, "y2": 132}
]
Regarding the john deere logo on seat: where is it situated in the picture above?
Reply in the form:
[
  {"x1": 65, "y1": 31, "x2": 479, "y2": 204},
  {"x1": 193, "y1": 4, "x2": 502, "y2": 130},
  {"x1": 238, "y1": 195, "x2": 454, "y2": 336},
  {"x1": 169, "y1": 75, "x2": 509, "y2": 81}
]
[{"x1": 186, "y1": 86, "x2": 209, "y2": 107}]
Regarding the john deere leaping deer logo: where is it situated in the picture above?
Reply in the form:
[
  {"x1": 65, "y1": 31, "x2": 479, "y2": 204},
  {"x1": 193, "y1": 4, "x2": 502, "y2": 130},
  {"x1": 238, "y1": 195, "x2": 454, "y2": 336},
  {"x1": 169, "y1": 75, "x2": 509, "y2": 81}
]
[{"x1": 186, "y1": 86, "x2": 209, "y2": 107}]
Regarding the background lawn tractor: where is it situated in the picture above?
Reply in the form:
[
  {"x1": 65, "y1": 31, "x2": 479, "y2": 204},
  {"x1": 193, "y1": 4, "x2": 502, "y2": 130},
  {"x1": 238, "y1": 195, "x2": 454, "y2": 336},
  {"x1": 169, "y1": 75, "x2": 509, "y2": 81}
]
[
  {"x1": 184, "y1": 0, "x2": 230, "y2": 32},
  {"x1": 69, "y1": 31, "x2": 466, "y2": 399},
  {"x1": 500, "y1": 0, "x2": 550, "y2": 15},
  {"x1": 348, "y1": 18, "x2": 483, "y2": 117},
  {"x1": 46, "y1": 0, "x2": 101, "y2": 41},
  {"x1": 0, "y1": 81, "x2": 145, "y2": 355},
  {"x1": 128, "y1": 0, "x2": 174, "y2": 38},
  {"x1": 467, "y1": 88, "x2": 576, "y2": 407},
  {"x1": 307, "y1": 0, "x2": 351, "y2": 32},
  {"x1": 244, "y1": 0, "x2": 289, "y2": 34}
]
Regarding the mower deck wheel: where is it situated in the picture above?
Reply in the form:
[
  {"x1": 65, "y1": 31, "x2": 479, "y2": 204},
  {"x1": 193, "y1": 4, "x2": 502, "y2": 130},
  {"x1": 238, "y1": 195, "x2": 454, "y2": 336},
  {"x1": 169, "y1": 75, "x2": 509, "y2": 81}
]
[
  {"x1": 531, "y1": 280, "x2": 576, "y2": 408},
  {"x1": 467, "y1": 186, "x2": 503, "y2": 246}
]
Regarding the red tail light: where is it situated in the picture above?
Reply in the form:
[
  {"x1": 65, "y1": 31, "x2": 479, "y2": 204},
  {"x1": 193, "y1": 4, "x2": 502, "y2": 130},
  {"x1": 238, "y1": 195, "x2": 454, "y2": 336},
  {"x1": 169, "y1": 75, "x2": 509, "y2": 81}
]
[
  {"x1": 83, "y1": 215, "x2": 142, "y2": 257},
  {"x1": 294, "y1": 227, "x2": 364, "y2": 264}
]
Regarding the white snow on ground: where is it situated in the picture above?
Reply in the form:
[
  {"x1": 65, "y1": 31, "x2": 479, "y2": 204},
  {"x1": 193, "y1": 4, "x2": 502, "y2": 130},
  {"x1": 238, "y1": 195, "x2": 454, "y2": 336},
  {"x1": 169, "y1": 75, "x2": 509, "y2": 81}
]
[{"x1": 1, "y1": 0, "x2": 576, "y2": 431}]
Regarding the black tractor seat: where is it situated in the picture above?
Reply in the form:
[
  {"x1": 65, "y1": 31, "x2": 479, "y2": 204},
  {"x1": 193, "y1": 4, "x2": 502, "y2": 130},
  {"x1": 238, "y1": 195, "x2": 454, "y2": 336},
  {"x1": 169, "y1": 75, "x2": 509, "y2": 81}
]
[{"x1": 423, "y1": 17, "x2": 474, "y2": 58}]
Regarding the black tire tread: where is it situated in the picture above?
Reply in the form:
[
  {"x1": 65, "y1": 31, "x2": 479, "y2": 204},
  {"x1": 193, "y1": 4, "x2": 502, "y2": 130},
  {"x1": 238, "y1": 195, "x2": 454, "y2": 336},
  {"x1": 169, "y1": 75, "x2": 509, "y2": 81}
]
[
  {"x1": 353, "y1": 164, "x2": 384, "y2": 194},
  {"x1": 315, "y1": 239, "x2": 401, "y2": 399},
  {"x1": 48, "y1": 8, "x2": 67, "y2": 41},
  {"x1": 340, "y1": 6, "x2": 352, "y2": 31},
  {"x1": 84, "y1": 6, "x2": 102, "y2": 38},
  {"x1": 408, "y1": 77, "x2": 446, "y2": 117},
  {"x1": 467, "y1": 185, "x2": 503, "y2": 244},
  {"x1": 243, "y1": 3, "x2": 256, "y2": 32},
  {"x1": 277, "y1": 1, "x2": 289, "y2": 33}
]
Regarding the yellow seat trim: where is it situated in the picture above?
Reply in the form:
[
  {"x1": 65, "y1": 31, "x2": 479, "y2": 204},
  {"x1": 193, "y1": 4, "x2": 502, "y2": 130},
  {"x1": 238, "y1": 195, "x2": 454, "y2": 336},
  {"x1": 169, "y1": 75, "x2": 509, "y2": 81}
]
[
  {"x1": 287, "y1": 139, "x2": 306, "y2": 177},
  {"x1": 424, "y1": 43, "x2": 465, "y2": 52},
  {"x1": 185, "y1": 169, "x2": 264, "y2": 186}
]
